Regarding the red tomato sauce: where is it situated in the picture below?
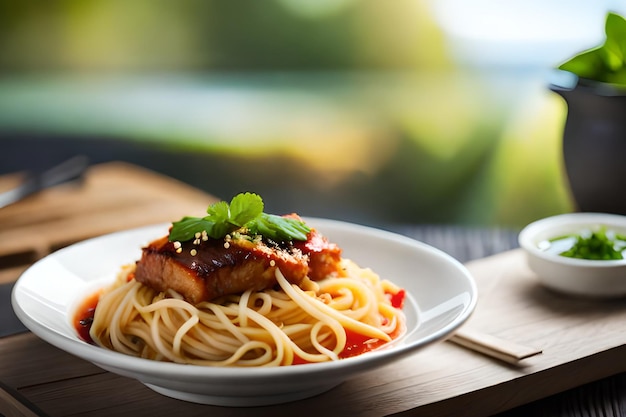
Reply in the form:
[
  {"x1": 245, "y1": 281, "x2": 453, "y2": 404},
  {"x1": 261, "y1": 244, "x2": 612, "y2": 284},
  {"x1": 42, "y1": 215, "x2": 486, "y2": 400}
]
[
  {"x1": 293, "y1": 331, "x2": 394, "y2": 364},
  {"x1": 73, "y1": 291, "x2": 100, "y2": 344},
  {"x1": 339, "y1": 322, "x2": 405, "y2": 360},
  {"x1": 291, "y1": 286, "x2": 408, "y2": 364},
  {"x1": 388, "y1": 288, "x2": 406, "y2": 309},
  {"x1": 339, "y1": 330, "x2": 387, "y2": 359},
  {"x1": 73, "y1": 281, "x2": 407, "y2": 365}
]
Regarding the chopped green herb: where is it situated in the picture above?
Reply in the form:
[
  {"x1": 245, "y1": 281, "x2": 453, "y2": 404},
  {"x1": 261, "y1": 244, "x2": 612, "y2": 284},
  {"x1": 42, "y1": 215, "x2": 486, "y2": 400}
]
[
  {"x1": 552, "y1": 226, "x2": 626, "y2": 260},
  {"x1": 168, "y1": 192, "x2": 310, "y2": 243}
]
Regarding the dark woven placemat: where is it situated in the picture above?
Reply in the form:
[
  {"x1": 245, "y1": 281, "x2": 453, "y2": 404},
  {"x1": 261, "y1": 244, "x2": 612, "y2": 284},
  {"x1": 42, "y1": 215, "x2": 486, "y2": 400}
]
[{"x1": 389, "y1": 225, "x2": 521, "y2": 264}]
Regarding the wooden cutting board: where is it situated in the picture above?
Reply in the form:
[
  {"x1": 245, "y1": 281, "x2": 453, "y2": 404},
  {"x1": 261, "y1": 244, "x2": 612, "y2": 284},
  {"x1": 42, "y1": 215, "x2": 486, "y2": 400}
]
[
  {"x1": 0, "y1": 161, "x2": 217, "y2": 284},
  {"x1": 0, "y1": 162, "x2": 625, "y2": 416}
]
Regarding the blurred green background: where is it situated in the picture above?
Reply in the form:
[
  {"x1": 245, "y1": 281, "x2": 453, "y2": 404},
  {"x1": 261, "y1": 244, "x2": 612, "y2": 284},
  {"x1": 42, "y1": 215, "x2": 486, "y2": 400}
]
[{"x1": 0, "y1": 0, "x2": 621, "y2": 228}]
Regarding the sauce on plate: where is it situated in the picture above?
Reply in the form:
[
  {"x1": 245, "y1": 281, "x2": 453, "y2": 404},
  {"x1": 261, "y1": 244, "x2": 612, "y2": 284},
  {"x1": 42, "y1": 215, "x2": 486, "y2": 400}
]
[{"x1": 74, "y1": 291, "x2": 100, "y2": 344}]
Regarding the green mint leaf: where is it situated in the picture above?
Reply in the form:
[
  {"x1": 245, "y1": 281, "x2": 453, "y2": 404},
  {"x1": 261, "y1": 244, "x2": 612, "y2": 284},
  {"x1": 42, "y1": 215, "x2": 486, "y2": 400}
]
[
  {"x1": 169, "y1": 217, "x2": 214, "y2": 242},
  {"x1": 205, "y1": 201, "x2": 229, "y2": 222},
  {"x1": 169, "y1": 193, "x2": 310, "y2": 242},
  {"x1": 204, "y1": 220, "x2": 233, "y2": 239},
  {"x1": 247, "y1": 213, "x2": 310, "y2": 242},
  {"x1": 229, "y1": 192, "x2": 263, "y2": 226}
]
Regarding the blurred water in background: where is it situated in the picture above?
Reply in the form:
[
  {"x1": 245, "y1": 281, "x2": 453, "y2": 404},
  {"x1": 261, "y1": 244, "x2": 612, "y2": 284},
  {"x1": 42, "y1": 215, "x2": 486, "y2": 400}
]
[{"x1": 0, "y1": 0, "x2": 622, "y2": 228}]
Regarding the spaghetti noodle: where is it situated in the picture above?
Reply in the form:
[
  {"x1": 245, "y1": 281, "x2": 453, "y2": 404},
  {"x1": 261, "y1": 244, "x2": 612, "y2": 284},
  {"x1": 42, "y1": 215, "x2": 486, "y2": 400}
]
[{"x1": 88, "y1": 259, "x2": 406, "y2": 367}]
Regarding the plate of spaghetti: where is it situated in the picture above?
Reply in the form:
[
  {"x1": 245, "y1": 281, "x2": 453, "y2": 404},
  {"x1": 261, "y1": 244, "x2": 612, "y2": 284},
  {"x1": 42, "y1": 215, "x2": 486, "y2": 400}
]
[{"x1": 12, "y1": 193, "x2": 477, "y2": 406}]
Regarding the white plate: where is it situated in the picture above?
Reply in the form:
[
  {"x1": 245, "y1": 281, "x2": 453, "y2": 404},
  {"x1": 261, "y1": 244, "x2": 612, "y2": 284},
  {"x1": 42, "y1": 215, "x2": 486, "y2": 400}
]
[{"x1": 12, "y1": 218, "x2": 477, "y2": 406}]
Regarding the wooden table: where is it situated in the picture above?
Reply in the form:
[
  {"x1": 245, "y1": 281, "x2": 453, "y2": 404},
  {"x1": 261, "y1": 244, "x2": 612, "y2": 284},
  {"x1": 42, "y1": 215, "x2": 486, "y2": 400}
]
[{"x1": 1, "y1": 162, "x2": 625, "y2": 417}]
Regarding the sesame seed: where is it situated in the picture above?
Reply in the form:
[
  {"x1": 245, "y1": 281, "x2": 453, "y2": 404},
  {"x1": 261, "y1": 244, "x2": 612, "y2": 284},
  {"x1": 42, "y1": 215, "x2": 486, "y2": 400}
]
[
  {"x1": 270, "y1": 260, "x2": 276, "y2": 267},
  {"x1": 173, "y1": 241, "x2": 182, "y2": 249},
  {"x1": 176, "y1": 248, "x2": 182, "y2": 254},
  {"x1": 224, "y1": 242, "x2": 230, "y2": 249},
  {"x1": 195, "y1": 232, "x2": 201, "y2": 239},
  {"x1": 193, "y1": 238, "x2": 201, "y2": 245},
  {"x1": 190, "y1": 249, "x2": 198, "y2": 256}
]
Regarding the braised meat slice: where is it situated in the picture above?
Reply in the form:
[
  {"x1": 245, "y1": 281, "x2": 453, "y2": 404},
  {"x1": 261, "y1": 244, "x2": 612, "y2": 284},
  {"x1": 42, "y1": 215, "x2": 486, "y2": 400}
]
[
  {"x1": 134, "y1": 227, "x2": 343, "y2": 304},
  {"x1": 293, "y1": 228, "x2": 343, "y2": 281}
]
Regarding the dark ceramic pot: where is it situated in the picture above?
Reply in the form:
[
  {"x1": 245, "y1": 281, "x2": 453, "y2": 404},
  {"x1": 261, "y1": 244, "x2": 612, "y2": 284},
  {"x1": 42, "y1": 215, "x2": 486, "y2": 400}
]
[{"x1": 550, "y1": 74, "x2": 626, "y2": 214}]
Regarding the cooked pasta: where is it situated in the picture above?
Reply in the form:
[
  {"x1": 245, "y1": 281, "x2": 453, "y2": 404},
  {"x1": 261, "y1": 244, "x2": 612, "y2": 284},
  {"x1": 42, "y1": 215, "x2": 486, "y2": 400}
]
[{"x1": 89, "y1": 260, "x2": 406, "y2": 367}]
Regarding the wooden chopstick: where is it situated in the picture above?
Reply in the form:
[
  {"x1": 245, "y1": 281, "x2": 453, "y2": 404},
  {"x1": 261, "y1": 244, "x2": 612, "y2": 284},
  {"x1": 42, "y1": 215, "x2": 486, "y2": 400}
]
[{"x1": 449, "y1": 327, "x2": 542, "y2": 365}]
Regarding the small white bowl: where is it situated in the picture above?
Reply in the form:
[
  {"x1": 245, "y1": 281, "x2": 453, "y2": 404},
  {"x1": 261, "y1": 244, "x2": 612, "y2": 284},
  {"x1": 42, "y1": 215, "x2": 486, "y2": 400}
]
[{"x1": 519, "y1": 213, "x2": 626, "y2": 298}]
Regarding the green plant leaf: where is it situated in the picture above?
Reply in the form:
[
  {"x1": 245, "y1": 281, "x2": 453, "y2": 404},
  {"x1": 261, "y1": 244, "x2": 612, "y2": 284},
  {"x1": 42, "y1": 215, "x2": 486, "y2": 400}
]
[
  {"x1": 205, "y1": 201, "x2": 229, "y2": 222},
  {"x1": 169, "y1": 217, "x2": 214, "y2": 242},
  {"x1": 559, "y1": 48, "x2": 606, "y2": 80},
  {"x1": 558, "y1": 12, "x2": 626, "y2": 84},
  {"x1": 229, "y1": 192, "x2": 263, "y2": 226},
  {"x1": 603, "y1": 14, "x2": 626, "y2": 73},
  {"x1": 246, "y1": 213, "x2": 310, "y2": 242},
  {"x1": 168, "y1": 193, "x2": 310, "y2": 243}
]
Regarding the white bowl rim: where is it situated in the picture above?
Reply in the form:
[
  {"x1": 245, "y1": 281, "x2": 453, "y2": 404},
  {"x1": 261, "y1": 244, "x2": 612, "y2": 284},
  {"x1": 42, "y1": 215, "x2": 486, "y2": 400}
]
[{"x1": 518, "y1": 212, "x2": 626, "y2": 267}]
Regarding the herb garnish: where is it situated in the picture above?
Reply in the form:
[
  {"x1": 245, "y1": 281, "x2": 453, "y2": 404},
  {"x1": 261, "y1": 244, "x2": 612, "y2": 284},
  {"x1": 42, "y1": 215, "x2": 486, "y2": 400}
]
[
  {"x1": 555, "y1": 226, "x2": 626, "y2": 260},
  {"x1": 168, "y1": 192, "x2": 311, "y2": 243}
]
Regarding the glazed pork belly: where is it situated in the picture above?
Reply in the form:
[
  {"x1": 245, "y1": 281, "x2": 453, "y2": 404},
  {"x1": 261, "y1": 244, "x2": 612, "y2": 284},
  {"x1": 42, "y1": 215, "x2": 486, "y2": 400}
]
[{"x1": 134, "y1": 229, "x2": 343, "y2": 304}]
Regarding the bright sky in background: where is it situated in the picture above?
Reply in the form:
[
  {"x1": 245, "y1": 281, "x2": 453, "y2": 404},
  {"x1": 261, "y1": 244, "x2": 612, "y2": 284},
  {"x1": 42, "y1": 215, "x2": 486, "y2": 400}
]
[{"x1": 430, "y1": 0, "x2": 626, "y2": 68}]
